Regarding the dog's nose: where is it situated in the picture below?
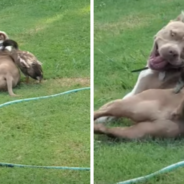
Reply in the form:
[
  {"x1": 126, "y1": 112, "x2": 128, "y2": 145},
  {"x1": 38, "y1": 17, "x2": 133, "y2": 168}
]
[
  {"x1": 159, "y1": 44, "x2": 180, "y2": 60},
  {"x1": 169, "y1": 50, "x2": 178, "y2": 57}
]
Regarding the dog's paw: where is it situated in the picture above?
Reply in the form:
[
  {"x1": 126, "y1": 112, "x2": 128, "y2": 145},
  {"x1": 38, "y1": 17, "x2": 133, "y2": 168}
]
[
  {"x1": 94, "y1": 124, "x2": 107, "y2": 134},
  {"x1": 10, "y1": 94, "x2": 20, "y2": 97}
]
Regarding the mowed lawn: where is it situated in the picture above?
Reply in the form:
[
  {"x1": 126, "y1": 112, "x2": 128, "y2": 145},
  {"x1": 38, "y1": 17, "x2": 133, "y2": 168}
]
[
  {"x1": 94, "y1": 0, "x2": 184, "y2": 184},
  {"x1": 0, "y1": 0, "x2": 90, "y2": 184}
]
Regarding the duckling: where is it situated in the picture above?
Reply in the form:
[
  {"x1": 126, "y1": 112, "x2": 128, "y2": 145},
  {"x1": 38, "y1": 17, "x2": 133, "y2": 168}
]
[{"x1": 2, "y1": 39, "x2": 43, "y2": 83}]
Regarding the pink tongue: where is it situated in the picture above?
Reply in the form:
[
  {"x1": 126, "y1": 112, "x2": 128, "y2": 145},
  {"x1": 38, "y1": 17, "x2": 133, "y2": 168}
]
[{"x1": 149, "y1": 56, "x2": 167, "y2": 70}]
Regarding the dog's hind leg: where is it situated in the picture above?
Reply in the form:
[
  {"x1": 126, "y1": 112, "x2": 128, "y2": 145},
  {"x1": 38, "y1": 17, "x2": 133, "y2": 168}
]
[
  {"x1": 94, "y1": 120, "x2": 181, "y2": 139},
  {"x1": 6, "y1": 75, "x2": 17, "y2": 97},
  {"x1": 94, "y1": 99, "x2": 126, "y2": 120},
  {"x1": 94, "y1": 122, "x2": 157, "y2": 139},
  {"x1": 94, "y1": 99, "x2": 134, "y2": 121}
]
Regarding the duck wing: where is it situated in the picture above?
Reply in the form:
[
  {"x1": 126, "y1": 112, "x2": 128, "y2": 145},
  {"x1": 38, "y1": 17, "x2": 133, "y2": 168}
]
[
  {"x1": 17, "y1": 50, "x2": 42, "y2": 67},
  {"x1": 16, "y1": 50, "x2": 42, "y2": 78}
]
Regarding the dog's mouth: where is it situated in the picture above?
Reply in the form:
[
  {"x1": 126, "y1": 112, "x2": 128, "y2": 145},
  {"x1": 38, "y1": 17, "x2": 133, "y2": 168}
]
[
  {"x1": 148, "y1": 42, "x2": 184, "y2": 71},
  {"x1": 148, "y1": 43, "x2": 168, "y2": 71}
]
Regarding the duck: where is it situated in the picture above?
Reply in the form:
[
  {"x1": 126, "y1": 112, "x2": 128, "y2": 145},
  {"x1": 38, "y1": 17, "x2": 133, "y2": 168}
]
[{"x1": 2, "y1": 39, "x2": 43, "y2": 83}]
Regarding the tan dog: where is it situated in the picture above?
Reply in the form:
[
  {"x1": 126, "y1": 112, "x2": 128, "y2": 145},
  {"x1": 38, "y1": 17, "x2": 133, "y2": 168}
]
[
  {"x1": 94, "y1": 88, "x2": 184, "y2": 139},
  {"x1": 0, "y1": 50, "x2": 20, "y2": 96},
  {"x1": 95, "y1": 11, "x2": 184, "y2": 124}
]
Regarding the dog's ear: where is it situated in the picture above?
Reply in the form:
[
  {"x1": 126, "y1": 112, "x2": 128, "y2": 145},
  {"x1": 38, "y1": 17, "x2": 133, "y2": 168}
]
[
  {"x1": 0, "y1": 31, "x2": 9, "y2": 41},
  {"x1": 175, "y1": 11, "x2": 184, "y2": 22}
]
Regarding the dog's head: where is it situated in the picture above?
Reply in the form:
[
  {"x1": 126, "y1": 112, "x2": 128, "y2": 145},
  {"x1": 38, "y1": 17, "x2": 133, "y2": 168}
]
[
  {"x1": 0, "y1": 31, "x2": 9, "y2": 43},
  {"x1": 148, "y1": 12, "x2": 184, "y2": 70}
]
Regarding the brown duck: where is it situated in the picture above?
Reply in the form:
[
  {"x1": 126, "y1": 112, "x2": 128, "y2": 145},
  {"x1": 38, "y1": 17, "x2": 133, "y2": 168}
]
[{"x1": 2, "y1": 39, "x2": 43, "y2": 83}]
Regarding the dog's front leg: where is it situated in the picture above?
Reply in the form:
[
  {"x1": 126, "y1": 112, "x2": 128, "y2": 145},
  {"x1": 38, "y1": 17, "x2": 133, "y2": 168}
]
[
  {"x1": 173, "y1": 68, "x2": 184, "y2": 93},
  {"x1": 173, "y1": 77, "x2": 184, "y2": 93},
  {"x1": 123, "y1": 68, "x2": 155, "y2": 99}
]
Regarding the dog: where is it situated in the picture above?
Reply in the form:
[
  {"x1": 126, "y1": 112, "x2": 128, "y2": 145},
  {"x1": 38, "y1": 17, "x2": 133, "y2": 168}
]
[
  {"x1": 0, "y1": 50, "x2": 20, "y2": 96},
  {"x1": 124, "y1": 11, "x2": 184, "y2": 98},
  {"x1": 94, "y1": 88, "x2": 184, "y2": 139},
  {"x1": 95, "y1": 11, "x2": 184, "y2": 124}
]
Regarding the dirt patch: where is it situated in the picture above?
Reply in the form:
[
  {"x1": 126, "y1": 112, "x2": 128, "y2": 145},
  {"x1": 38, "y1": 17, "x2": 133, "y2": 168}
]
[{"x1": 44, "y1": 77, "x2": 90, "y2": 87}]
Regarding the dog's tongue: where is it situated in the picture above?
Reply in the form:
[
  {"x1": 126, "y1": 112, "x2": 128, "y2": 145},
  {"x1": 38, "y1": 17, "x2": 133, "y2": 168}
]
[{"x1": 148, "y1": 56, "x2": 167, "y2": 70}]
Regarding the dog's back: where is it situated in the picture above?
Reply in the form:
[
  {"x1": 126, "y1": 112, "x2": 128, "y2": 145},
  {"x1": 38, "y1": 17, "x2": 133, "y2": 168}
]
[{"x1": 0, "y1": 51, "x2": 20, "y2": 96}]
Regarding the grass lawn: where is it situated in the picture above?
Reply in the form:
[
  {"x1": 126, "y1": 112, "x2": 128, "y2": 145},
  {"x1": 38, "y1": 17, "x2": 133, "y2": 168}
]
[
  {"x1": 0, "y1": 0, "x2": 90, "y2": 184},
  {"x1": 94, "y1": 0, "x2": 184, "y2": 184}
]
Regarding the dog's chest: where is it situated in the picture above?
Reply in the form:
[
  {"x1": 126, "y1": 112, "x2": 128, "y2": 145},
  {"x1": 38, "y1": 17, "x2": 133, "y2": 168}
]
[
  {"x1": 158, "y1": 72, "x2": 166, "y2": 81},
  {"x1": 158, "y1": 71, "x2": 180, "y2": 89}
]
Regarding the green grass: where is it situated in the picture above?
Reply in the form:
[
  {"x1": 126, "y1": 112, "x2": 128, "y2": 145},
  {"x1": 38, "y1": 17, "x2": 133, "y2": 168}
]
[
  {"x1": 0, "y1": 0, "x2": 90, "y2": 184},
  {"x1": 94, "y1": 0, "x2": 184, "y2": 183},
  {"x1": 0, "y1": 0, "x2": 90, "y2": 79}
]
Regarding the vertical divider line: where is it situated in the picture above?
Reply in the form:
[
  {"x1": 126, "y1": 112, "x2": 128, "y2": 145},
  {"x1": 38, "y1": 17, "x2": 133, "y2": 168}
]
[{"x1": 90, "y1": 0, "x2": 94, "y2": 183}]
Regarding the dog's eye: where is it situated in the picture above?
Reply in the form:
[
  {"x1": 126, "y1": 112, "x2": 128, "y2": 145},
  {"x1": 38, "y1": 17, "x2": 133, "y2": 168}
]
[{"x1": 170, "y1": 30, "x2": 176, "y2": 37}]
